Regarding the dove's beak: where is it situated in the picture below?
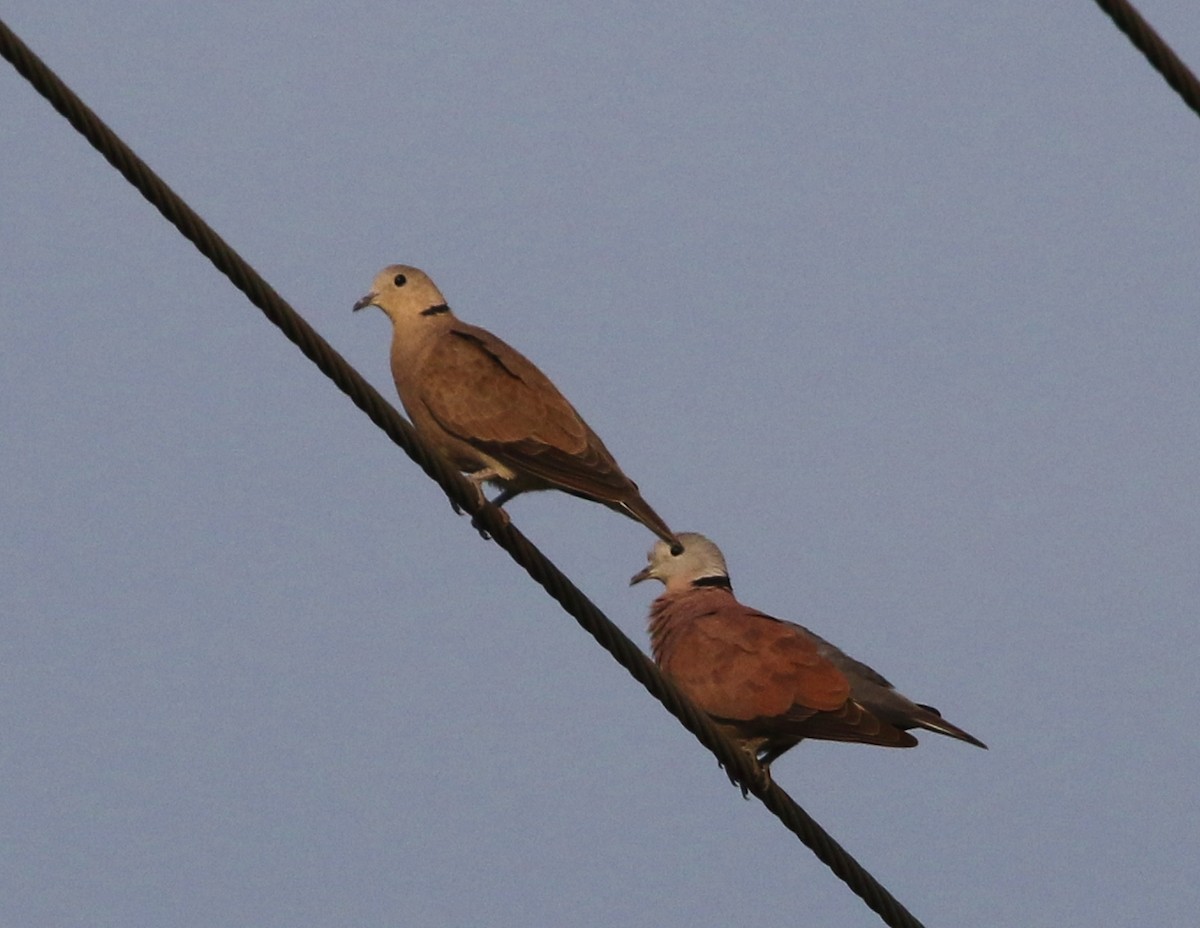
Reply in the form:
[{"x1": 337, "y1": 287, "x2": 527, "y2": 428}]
[
  {"x1": 629, "y1": 565, "x2": 654, "y2": 586},
  {"x1": 352, "y1": 292, "x2": 378, "y2": 312}
]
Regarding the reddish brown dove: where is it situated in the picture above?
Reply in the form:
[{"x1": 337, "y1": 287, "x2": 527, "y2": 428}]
[
  {"x1": 631, "y1": 532, "x2": 985, "y2": 775},
  {"x1": 355, "y1": 265, "x2": 681, "y2": 552}
]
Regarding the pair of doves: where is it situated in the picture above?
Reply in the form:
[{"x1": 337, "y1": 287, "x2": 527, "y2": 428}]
[{"x1": 355, "y1": 265, "x2": 985, "y2": 782}]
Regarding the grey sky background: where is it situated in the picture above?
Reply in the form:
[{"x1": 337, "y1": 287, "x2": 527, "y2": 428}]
[{"x1": 3, "y1": 3, "x2": 1199, "y2": 926}]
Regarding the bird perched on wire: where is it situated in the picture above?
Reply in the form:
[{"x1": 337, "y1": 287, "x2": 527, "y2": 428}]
[
  {"x1": 355, "y1": 264, "x2": 681, "y2": 553},
  {"x1": 631, "y1": 532, "x2": 985, "y2": 784}
]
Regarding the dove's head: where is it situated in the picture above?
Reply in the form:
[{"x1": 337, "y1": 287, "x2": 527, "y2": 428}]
[
  {"x1": 353, "y1": 265, "x2": 452, "y2": 326},
  {"x1": 630, "y1": 532, "x2": 730, "y2": 592}
]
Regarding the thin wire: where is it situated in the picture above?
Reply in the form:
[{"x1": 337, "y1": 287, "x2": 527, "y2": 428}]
[
  {"x1": 1, "y1": 18, "x2": 927, "y2": 928},
  {"x1": 1091, "y1": 0, "x2": 1200, "y2": 120}
]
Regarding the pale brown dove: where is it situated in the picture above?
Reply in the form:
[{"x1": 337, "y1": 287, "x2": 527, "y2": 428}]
[
  {"x1": 355, "y1": 265, "x2": 681, "y2": 552},
  {"x1": 631, "y1": 532, "x2": 986, "y2": 774}
]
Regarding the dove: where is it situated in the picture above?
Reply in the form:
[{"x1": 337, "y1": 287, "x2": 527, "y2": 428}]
[
  {"x1": 631, "y1": 532, "x2": 986, "y2": 773},
  {"x1": 354, "y1": 264, "x2": 681, "y2": 552}
]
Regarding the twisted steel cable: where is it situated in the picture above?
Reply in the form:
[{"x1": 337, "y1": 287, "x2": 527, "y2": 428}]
[{"x1": 1091, "y1": 0, "x2": 1200, "y2": 120}]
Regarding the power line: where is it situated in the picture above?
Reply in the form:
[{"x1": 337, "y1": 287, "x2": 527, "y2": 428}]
[
  {"x1": 0, "y1": 17, "x2": 945, "y2": 928},
  {"x1": 1091, "y1": 0, "x2": 1200, "y2": 120}
]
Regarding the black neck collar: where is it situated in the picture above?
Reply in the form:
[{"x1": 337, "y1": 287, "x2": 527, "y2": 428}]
[
  {"x1": 420, "y1": 303, "x2": 450, "y2": 316},
  {"x1": 692, "y1": 575, "x2": 732, "y2": 591}
]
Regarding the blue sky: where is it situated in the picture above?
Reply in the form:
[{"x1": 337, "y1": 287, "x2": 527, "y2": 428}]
[{"x1": 3, "y1": 4, "x2": 1199, "y2": 926}]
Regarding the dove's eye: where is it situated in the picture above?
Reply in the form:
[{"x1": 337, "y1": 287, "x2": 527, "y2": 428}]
[{"x1": 393, "y1": 273, "x2": 407, "y2": 287}]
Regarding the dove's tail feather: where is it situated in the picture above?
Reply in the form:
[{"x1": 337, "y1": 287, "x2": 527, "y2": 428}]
[
  {"x1": 617, "y1": 494, "x2": 681, "y2": 554},
  {"x1": 912, "y1": 703, "x2": 988, "y2": 749}
]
